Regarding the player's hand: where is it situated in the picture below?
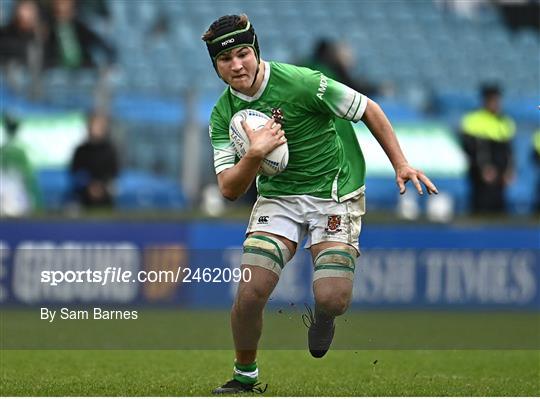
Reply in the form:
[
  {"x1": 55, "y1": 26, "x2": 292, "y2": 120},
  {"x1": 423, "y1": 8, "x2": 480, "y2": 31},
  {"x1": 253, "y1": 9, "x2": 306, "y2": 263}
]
[
  {"x1": 242, "y1": 118, "x2": 287, "y2": 159},
  {"x1": 395, "y1": 163, "x2": 438, "y2": 195}
]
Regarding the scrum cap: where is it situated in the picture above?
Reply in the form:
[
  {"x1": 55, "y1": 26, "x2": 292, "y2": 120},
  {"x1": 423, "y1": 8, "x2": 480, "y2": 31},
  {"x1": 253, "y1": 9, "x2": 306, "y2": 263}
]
[{"x1": 205, "y1": 15, "x2": 260, "y2": 68}]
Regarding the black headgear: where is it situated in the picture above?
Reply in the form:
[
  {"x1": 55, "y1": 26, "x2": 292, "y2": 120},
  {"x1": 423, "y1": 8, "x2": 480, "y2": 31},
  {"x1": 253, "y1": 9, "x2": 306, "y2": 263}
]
[
  {"x1": 480, "y1": 83, "x2": 502, "y2": 99},
  {"x1": 204, "y1": 15, "x2": 260, "y2": 73}
]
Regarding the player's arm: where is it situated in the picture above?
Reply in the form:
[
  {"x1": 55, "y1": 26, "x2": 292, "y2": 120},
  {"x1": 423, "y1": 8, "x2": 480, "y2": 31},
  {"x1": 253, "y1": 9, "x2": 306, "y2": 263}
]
[
  {"x1": 361, "y1": 98, "x2": 438, "y2": 195},
  {"x1": 301, "y1": 69, "x2": 437, "y2": 195},
  {"x1": 217, "y1": 119, "x2": 286, "y2": 201}
]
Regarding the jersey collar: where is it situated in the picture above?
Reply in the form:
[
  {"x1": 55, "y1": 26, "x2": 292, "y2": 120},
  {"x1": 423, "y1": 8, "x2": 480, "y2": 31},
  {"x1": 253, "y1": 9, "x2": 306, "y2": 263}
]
[{"x1": 229, "y1": 61, "x2": 270, "y2": 102}]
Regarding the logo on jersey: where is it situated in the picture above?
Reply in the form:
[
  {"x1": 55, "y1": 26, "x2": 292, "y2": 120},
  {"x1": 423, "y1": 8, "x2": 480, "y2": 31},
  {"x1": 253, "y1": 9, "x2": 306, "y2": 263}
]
[
  {"x1": 257, "y1": 216, "x2": 269, "y2": 225},
  {"x1": 324, "y1": 215, "x2": 342, "y2": 233},
  {"x1": 317, "y1": 74, "x2": 328, "y2": 100},
  {"x1": 271, "y1": 108, "x2": 284, "y2": 125}
]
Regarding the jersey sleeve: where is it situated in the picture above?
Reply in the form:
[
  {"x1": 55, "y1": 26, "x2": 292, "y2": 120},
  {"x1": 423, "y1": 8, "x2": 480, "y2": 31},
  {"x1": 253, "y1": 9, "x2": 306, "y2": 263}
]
[
  {"x1": 300, "y1": 69, "x2": 368, "y2": 122},
  {"x1": 209, "y1": 107, "x2": 236, "y2": 174}
]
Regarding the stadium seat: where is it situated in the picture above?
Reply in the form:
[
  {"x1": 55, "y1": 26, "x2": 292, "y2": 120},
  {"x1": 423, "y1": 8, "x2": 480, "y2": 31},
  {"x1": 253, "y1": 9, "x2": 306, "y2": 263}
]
[
  {"x1": 36, "y1": 168, "x2": 71, "y2": 210},
  {"x1": 112, "y1": 93, "x2": 185, "y2": 125},
  {"x1": 116, "y1": 170, "x2": 187, "y2": 210}
]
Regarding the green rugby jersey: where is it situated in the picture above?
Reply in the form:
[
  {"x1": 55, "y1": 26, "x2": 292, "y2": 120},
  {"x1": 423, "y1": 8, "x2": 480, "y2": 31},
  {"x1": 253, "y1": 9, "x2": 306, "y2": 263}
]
[{"x1": 209, "y1": 61, "x2": 368, "y2": 202}]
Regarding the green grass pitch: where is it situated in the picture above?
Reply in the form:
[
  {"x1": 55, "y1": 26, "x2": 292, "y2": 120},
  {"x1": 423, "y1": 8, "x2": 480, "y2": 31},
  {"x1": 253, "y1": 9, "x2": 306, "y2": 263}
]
[
  {"x1": 1, "y1": 309, "x2": 539, "y2": 395},
  {"x1": 1, "y1": 349, "x2": 539, "y2": 396}
]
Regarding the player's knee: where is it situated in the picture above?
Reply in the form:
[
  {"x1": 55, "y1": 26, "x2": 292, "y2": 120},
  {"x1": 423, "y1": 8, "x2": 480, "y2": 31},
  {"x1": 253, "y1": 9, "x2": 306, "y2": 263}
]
[
  {"x1": 241, "y1": 234, "x2": 292, "y2": 277},
  {"x1": 236, "y1": 283, "x2": 270, "y2": 305},
  {"x1": 233, "y1": 295, "x2": 264, "y2": 320},
  {"x1": 316, "y1": 290, "x2": 351, "y2": 316},
  {"x1": 312, "y1": 245, "x2": 356, "y2": 316},
  {"x1": 234, "y1": 277, "x2": 275, "y2": 316}
]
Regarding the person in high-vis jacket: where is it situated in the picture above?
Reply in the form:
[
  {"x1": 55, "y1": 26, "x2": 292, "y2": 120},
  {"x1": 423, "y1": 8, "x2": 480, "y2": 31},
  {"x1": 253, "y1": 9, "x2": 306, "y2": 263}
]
[{"x1": 460, "y1": 85, "x2": 516, "y2": 213}]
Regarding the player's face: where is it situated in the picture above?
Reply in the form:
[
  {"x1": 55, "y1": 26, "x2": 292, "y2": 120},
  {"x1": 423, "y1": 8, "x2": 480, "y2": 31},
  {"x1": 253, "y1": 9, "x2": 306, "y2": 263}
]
[{"x1": 216, "y1": 47, "x2": 258, "y2": 93}]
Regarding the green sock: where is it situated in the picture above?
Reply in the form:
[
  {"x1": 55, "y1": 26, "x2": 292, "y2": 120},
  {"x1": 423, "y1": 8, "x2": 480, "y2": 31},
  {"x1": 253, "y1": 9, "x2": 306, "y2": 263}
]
[{"x1": 233, "y1": 360, "x2": 258, "y2": 384}]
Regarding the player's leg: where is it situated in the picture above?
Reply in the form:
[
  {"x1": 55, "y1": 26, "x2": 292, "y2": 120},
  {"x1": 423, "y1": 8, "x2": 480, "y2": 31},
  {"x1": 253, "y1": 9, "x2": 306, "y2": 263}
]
[
  {"x1": 214, "y1": 196, "x2": 303, "y2": 394},
  {"x1": 306, "y1": 242, "x2": 356, "y2": 358},
  {"x1": 232, "y1": 232, "x2": 297, "y2": 362},
  {"x1": 214, "y1": 231, "x2": 296, "y2": 394},
  {"x1": 304, "y1": 193, "x2": 365, "y2": 358}
]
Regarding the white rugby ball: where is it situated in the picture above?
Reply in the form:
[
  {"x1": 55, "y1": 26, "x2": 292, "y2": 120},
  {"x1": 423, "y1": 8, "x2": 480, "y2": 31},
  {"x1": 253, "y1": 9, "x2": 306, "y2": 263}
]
[{"x1": 229, "y1": 109, "x2": 289, "y2": 176}]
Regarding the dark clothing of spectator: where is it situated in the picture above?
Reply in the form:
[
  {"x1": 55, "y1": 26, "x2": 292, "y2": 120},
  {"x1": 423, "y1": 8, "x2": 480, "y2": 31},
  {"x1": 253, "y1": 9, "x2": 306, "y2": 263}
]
[
  {"x1": 44, "y1": 18, "x2": 115, "y2": 69},
  {"x1": 460, "y1": 108, "x2": 515, "y2": 213},
  {"x1": 303, "y1": 39, "x2": 379, "y2": 97},
  {"x1": 70, "y1": 140, "x2": 119, "y2": 207},
  {"x1": 461, "y1": 135, "x2": 512, "y2": 212},
  {"x1": 0, "y1": 24, "x2": 36, "y2": 64},
  {"x1": 0, "y1": 0, "x2": 44, "y2": 65},
  {"x1": 77, "y1": 0, "x2": 110, "y2": 20}
]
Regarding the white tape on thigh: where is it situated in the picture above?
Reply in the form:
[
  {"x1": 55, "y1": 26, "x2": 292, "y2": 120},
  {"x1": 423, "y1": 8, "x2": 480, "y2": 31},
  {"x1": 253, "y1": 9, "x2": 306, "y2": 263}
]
[
  {"x1": 242, "y1": 235, "x2": 291, "y2": 276},
  {"x1": 313, "y1": 246, "x2": 357, "y2": 281}
]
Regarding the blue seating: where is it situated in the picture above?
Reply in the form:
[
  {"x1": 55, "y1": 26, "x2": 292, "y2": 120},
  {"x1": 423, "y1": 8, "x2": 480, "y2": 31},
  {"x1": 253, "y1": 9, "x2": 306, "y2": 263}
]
[
  {"x1": 0, "y1": 0, "x2": 14, "y2": 25},
  {"x1": 365, "y1": 176, "x2": 468, "y2": 213},
  {"x1": 69, "y1": 0, "x2": 538, "y2": 101},
  {"x1": 116, "y1": 170, "x2": 187, "y2": 210},
  {"x1": 372, "y1": 98, "x2": 423, "y2": 122},
  {"x1": 36, "y1": 169, "x2": 71, "y2": 210},
  {"x1": 36, "y1": 169, "x2": 187, "y2": 211},
  {"x1": 111, "y1": 93, "x2": 185, "y2": 125},
  {"x1": 505, "y1": 96, "x2": 540, "y2": 125},
  {"x1": 507, "y1": 133, "x2": 538, "y2": 214}
]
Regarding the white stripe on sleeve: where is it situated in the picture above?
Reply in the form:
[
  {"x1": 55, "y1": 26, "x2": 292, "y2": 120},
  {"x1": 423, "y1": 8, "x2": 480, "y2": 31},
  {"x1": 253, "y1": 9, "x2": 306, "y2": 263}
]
[
  {"x1": 351, "y1": 94, "x2": 368, "y2": 122},
  {"x1": 213, "y1": 144, "x2": 236, "y2": 174}
]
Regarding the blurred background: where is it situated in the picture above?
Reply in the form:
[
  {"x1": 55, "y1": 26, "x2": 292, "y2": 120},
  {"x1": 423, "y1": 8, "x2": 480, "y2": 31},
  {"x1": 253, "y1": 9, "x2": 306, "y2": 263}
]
[
  {"x1": 0, "y1": 0, "x2": 538, "y2": 342},
  {"x1": 0, "y1": 0, "x2": 539, "y2": 217}
]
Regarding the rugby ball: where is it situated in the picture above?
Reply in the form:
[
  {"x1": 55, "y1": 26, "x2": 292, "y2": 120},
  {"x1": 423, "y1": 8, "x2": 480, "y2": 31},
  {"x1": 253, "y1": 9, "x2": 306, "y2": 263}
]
[{"x1": 229, "y1": 109, "x2": 289, "y2": 176}]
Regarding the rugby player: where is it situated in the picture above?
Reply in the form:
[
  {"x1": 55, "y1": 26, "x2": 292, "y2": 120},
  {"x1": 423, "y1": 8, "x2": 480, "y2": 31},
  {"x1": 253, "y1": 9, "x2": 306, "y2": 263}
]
[{"x1": 202, "y1": 14, "x2": 438, "y2": 394}]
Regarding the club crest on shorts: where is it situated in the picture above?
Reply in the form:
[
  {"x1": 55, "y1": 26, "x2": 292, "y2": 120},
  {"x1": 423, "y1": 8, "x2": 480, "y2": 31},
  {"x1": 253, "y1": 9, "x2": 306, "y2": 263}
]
[{"x1": 325, "y1": 215, "x2": 342, "y2": 233}]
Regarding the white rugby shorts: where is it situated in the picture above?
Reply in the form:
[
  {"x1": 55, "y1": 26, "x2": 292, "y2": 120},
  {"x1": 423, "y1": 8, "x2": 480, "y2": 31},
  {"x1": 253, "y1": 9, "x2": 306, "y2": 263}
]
[{"x1": 246, "y1": 193, "x2": 366, "y2": 253}]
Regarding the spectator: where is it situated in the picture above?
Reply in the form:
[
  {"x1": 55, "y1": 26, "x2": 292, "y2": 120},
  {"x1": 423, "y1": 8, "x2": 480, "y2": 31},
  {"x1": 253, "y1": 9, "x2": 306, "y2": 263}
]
[
  {"x1": 69, "y1": 112, "x2": 119, "y2": 208},
  {"x1": 146, "y1": 13, "x2": 170, "y2": 41},
  {"x1": 43, "y1": 0, "x2": 115, "y2": 69},
  {"x1": 532, "y1": 129, "x2": 540, "y2": 212},
  {"x1": 460, "y1": 84, "x2": 516, "y2": 213},
  {"x1": 303, "y1": 38, "x2": 379, "y2": 97},
  {"x1": 0, "y1": 114, "x2": 41, "y2": 216},
  {"x1": 0, "y1": 0, "x2": 44, "y2": 65}
]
